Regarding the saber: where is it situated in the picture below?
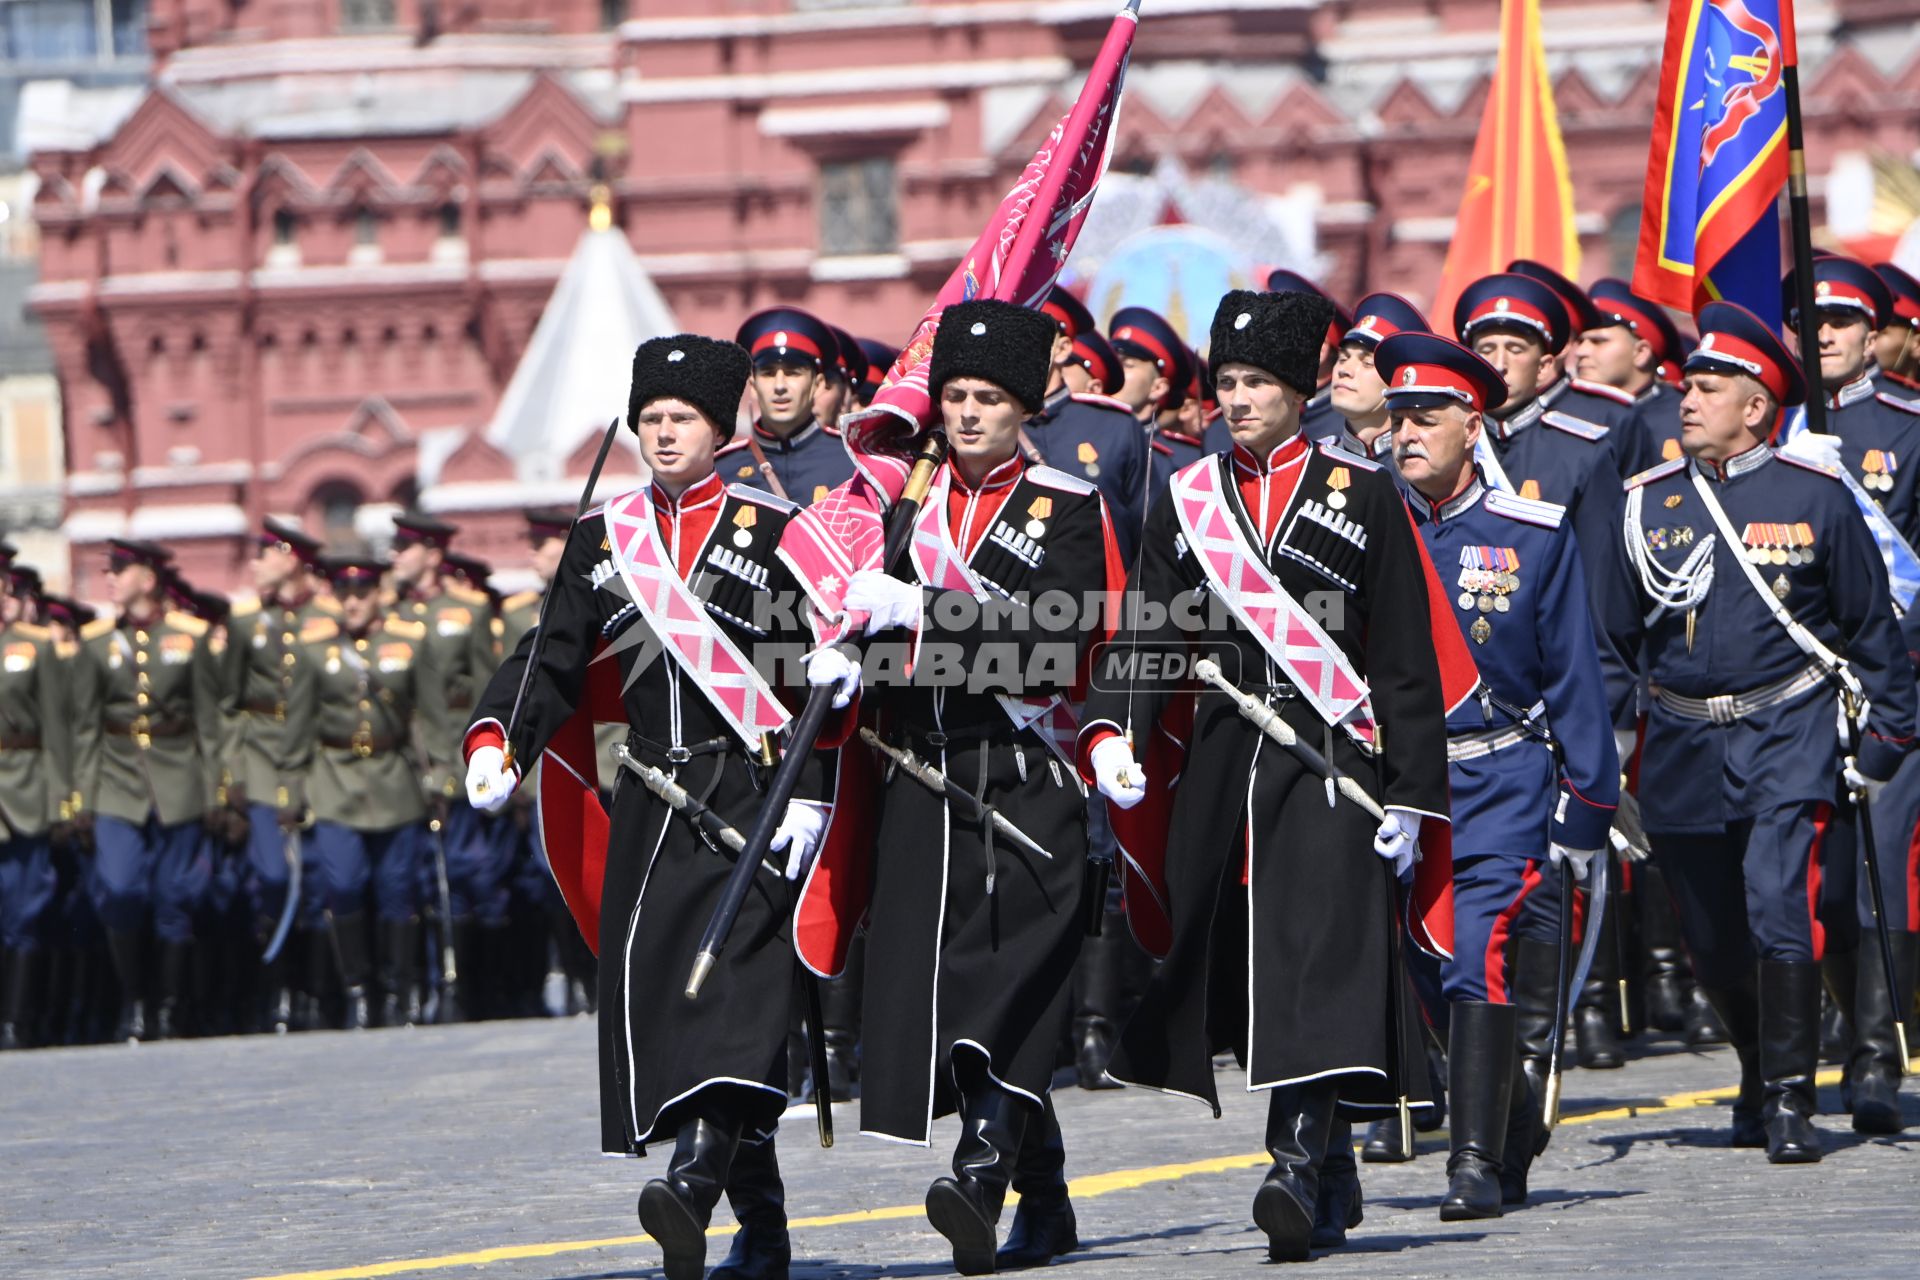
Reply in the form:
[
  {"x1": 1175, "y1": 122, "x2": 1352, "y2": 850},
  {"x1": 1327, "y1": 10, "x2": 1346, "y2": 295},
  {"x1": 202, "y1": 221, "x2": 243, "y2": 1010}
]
[
  {"x1": 685, "y1": 431, "x2": 951, "y2": 1000},
  {"x1": 262, "y1": 827, "x2": 302, "y2": 964},
  {"x1": 1567, "y1": 852, "x2": 1609, "y2": 1035},
  {"x1": 1193, "y1": 659, "x2": 1383, "y2": 821},
  {"x1": 616, "y1": 746, "x2": 835, "y2": 1143},
  {"x1": 858, "y1": 728, "x2": 1055, "y2": 864},
  {"x1": 1544, "y1": 859, "x2": 1576, "y2": 1128},
  {"x1": 427, "y1": 815, "x2": 458, "y2": 990},
  {"x1": 1845, "y1": 750, "x2": 1913, "y2": 1075},
  {"x1": 497, "y1": 416, "x2": 621, "y2": 774}
]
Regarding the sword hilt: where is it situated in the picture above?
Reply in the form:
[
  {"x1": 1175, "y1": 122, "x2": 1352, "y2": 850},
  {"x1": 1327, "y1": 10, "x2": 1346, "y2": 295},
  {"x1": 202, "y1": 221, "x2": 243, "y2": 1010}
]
[{"x1": 1543, "y1": 1068, "x2": 1563, "y2": 1129}]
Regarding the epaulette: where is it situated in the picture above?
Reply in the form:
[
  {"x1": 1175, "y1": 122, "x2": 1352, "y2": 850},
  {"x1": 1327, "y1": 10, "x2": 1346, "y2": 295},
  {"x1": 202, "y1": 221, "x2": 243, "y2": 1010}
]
[
  {"x1": 489, "y1": 616, "x2": 504, "y2": 638},
  {"x1": 1025, "y1": 464, "x2": 1097, "y2": 496},
  {"x1": 715, "y1": 437, "x2": 750, "y2": 456},
  {"x1": 9, "y1": 622, "x2": 50, "y2": 641},
  {"x1": 54, "y1": 638, "x2": 77, "y2": 660},
  {"x1": 1149, "y1": 438, "x2": 1173, "y2": 456},
  {"x1": 381, "y1": 617, "x2": 428, "y2": 641},
  {"x1": 727, "y1": 482, "x2": 799, "y2": 514},
  {"x1": 313, "y1": 595, "x2": 342, "y2": 614},
  {"x1": 1625, "y1": 457, "x2": 1688, "y2": 489},
  {"x1": 1318, "y1": 442, "x2": 1381, "y2": 472},
  {"x1": 81, "y1": 617, "x2": 116, "y2": 641},
  {"x1": 1486, "y1": 490, "x2": 1567, "y2": 529},
  {"x1": 164, "y1": 610, "x2": 209, "y2": 637},
  {"x1": 822, "y1": 422, "x2": 843, "y2": 437},
  {"x1": 300, "y1": 617, "x2": 339, "y2": 643},
  {"x1": 1775, "y1": 452, "x2": 1847, "y2": 480},
  {"x1": 444, "y1": 582, "x2": 490, "y2": 605},
  {"x1": 1877, "y1": 392, "x2": 1920, "y2": 417},
  {"x1": 1569, "y1": 377, "x2": 1635, "y2": 405},
  {"x1": 1070, "y1": 392, "x2": 1135, "y2": 414},
  {"x1": 502, "y1": 589, "x2": 541, "y2": 612},
  {"x1": 1541, "y1": 411, "x2": 1608, "y2": 441},
  {"x1": 228, "y1": 594, "x2": 262, "y2": 619}
]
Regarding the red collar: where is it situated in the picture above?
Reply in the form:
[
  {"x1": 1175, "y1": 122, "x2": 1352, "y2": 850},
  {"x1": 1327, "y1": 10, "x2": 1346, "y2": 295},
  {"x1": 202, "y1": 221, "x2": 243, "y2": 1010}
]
[
  {"x1": 950, "y1": 452, "x2": 1025, "y2": 495},
  {"x1": 651, "y1": 470, "x2": 726, "y2": 512},
  {"x1": 1230, "y1": 432, "x2": 1311, "y2": 476}
]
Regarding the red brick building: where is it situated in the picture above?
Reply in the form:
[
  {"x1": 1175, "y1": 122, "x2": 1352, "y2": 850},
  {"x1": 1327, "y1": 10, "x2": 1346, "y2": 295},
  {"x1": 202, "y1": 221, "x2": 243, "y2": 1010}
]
[{"x1": 26, "y1": 0, "x2": 1920, "y2": 591}]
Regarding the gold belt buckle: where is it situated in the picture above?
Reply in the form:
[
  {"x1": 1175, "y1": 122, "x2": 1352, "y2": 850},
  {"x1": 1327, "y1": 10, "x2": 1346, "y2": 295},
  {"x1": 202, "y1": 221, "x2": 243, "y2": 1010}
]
[
  {"x1": 131, "y1": 713, "x2": 152, "y2": 750},
  {"x1": 351, "y1": 727, "x2": 376, "y2": 758}
]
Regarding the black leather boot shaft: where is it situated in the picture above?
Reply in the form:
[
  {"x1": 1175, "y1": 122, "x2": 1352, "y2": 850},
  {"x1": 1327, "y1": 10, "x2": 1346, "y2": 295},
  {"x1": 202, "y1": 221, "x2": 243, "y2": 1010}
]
[
  {"x1": 638, "y1": 1114, "x2": 743, "y2": 1280},
  {"x1": 1442, "y1": 1000, "x2": 1517, "y2": 1221},
  {"x1": 1849, "y1": 934, "x2": 1913, "y2": 1135},
  {"x1": 1758, "y1": 960, "x2": 1823, "y2": 1163},
  {"x1": 998, "y1": 1096, "x2": 1079, "y2": 1268},
  {"x1": 1253, "y1": 1081, "x2": 1338, "y2": 1262},
  {"x1": 710, "y1": 1133, "x2": 790, "y2": 1280},
  {"x1": 1311, "y1": 1116, "x2": 1363, "y2": 1248},
  {"x1": 105, "y1": 928, "x2": 147, "y2": 1042},
  {"x1": 927, "y1": 1084, "x2": 1030, "y2": 1275},
  {"x1": 1, "y1": 947, "x2": 37, "y2": 1050}
]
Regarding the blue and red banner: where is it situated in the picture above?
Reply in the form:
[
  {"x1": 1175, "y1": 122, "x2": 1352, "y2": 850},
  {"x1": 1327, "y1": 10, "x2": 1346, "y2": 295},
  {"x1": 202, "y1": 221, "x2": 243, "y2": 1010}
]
[{"x1": 1634, "y1": 0, "x2": 1794, "y2": 328}]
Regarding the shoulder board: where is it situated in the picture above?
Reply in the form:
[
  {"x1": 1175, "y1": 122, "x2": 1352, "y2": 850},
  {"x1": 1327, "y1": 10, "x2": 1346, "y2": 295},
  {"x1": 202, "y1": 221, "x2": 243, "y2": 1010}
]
[
  {"x1": 445, "y1": 583, "x2": 490, "y2": 605},
  {"x1": 502, "y1": 589, "x2": 541, "y2": 612},
  {"x1": 81, "y1": 617, "x2": 116, "y2": 641},
  {"x1": 10, "y1": 622, "x2": 50, "y2": 642},
  {"x1": 1876, "y1": 391, "x2": 1920, "y2": 417},
  {"x1": 1070, "y1": 392, "x2": 1134, "y2": 414},
  {"x1": 54, "y1": 638, "x2": 78, "y2": 659},
  {"x1": 300, "y1": 617, "x2": 339, "y2": 643},
  {"x1": 228, "y1": 594, "x2": 262, "y2": 619},
  {"x1": 1569, "y1": 377, "x2": 1635, "y2": 405},
  {"x1": 822, "y1": 423, "x2": 843, "y2": 437},
  {"x1": 1149, "y1": 438, "x2": 1173, "y2": 456},
  {"x1": 715, "y1": 437, "x2": 749, "y2": 456},
  {"x1": 313, "y1": 595, "x2": 342, "y2": 615},
  {"x1": 1485, "y1": 490, "x2": 1567, "y2": 529},
  {"x1": 1541, "y1": 411, "x2": 1608, "y2": 441},
  {"x1": 1625, "y1": 457, "x2": 1688, "y2": 490},
  {"x1": 381, "y1": 617, "x2": 428, "y2": 641},
  {"x1": 1025, "y1": 464, "x2": 1097, "y2": 496},
  {"x1": 726, "y1": 482, "x2": 799, "y2": 514},
  {"x1": 1318, "y1": 442, "x2": 1381, "y2": 472},
  {"x1": 1774, "y1": 452, "x2": 1846, "y2": 481},
  {"x1": 165, "y1": 610, "x2": 209, "y2": 637}
]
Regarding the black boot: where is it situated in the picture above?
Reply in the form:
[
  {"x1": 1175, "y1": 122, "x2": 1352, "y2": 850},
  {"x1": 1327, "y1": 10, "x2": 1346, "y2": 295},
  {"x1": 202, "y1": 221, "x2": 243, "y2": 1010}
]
[
  {"x1": 997, "y1": 1096, "x2": 1078, "y2": 1269},
  {"x1": 294, "y1": 927, "x2": 330, "y2": 1031},
  {"x1": 152, "y1": 941, "x2": 190, "y2": 1040},
  {"x1": 926, "y1": 1085, "x2": 1028, "y2": 1276},
  {"x1": 1683, "y1": 986, "x2": 1729, "y2": 1045},
  {"x1": 1693, "y1": 980, "x2": 1764, "y2": 1146},
  {"x1": 710, "y1": 1132, "x2": 790, "y2": 1280},
  {"x1": 1510, "y1": 938, "x2": 1560, "y2": 1160},
  {"x1": 105, "y1": 928, "x2": 147, "y2": 1043},
  {"x1": 1415, "y1": 1038, "x2": 1449, "y2": 1132},
  {"x1": 0, "y1": 948, "x2": 37, "y2": 1050},
  {"x1": 1311, "y1": 1116, "x2": 1362, "y2": 1249},
  {"x1": 379, "y1": 918, "x2": 419, "y2": 1027},
  {"x1": 638, "y1": 1115, "x2": 742, "y2": 1280},
  {"x1": 1252, "y1": 1081, "x2": 1338, "y2": 1263},
  {"x1": 1070, "y1": 914, "x2": 1128, "y2": 1091},
  {"x1": 1441, "y1": 1001, "x2": 1517, "y2": 1221},
  {"x1": 1361, "y1": 1113, "x2": 1411, "y2": 1163},
  {"x1": 817, "y1": 939, "x2": 862, "y2": 1103},
  {"x1": 1573, "y1": 913, "x2": 1625, "y2": 1068},
  {"x1": 438, "y1": 917, "x2": 474, "y2": 1024},
  {"x1": 1819, "y1": 948, "x2": 1857, "y2": 1079},
  {"x1": 1638, "y1": 865, "x2": 1689, "y2": 1033},
  {"x1": 330, "y1": 912, "x2": 374, "y2": 1031},
  {"x1": 1849, "y1": 935, "x2": 1914, "y2": 1136},
  {"x1": 1758, "y1": 960, "x2": 1823, "y2": 1163}
]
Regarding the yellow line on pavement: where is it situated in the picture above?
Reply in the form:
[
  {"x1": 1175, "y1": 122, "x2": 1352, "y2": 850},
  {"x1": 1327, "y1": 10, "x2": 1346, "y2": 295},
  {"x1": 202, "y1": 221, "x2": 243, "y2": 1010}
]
[{"x1": 249, "y1": 1066, "x2": 1847, "y2": 1280}]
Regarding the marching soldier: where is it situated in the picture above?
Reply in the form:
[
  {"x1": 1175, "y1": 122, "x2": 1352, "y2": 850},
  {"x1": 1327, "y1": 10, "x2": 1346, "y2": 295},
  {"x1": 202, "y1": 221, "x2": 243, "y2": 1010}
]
[
  {"x1": 1581, "y1": 278, "x2": 1687, "y2": 467},
  {"x1": 223, "y1": 518, "x2": 337, "y2": 1028},
  {"x1": 1084, "y1": 290, "x2": 1454, "y2": 1263},
  {"x1": 389, "y1": 512, "x2": 505, "y2": 1021},
  {"x1": 1603, "y1": 302, "x2": 1916, "y2": 1162},
  {"x1": 465, "y1": 333, "x2": 848, "y2": 1280},
  {"x1": 1260, "y1": 269, "x2": 1352, "y2": 443},
  {"x1": 1780, "y1": 256, "x2": 1920, "y2": 1134},
  {"x1": 1381, "y1": 332, "x2": 1620, "y2": 1216},
  {"x1": 282, "y1": 557, "x2": 443, "y2": 1030},
  {"x1": 1109, "y1": 305, "x2": 1201, "y2": 489},
  {"x1": 1061, "y1": 330, "x2": 1121, "y2": 399},
  {"x1": 71, "y1": 541, "x2": 223, "y2": 1042},
  {"x1": 836, "y1": 298, "x2": 1121, "y2": 1275},
  {"x1": 1030, "y1": 286, "x2": 1151, "y2": 560},
  {"x1": 1507, "y1": 259, "x2": 1652, "y2": 477},
  {"x1": 1870, "y1": 262, "x2": 1920, "y2": 409},
  {"x1": 1329, "y1": 292, "x2": 1431, "y2": 465},
  {"x1": 0, "y1": 564, "x2": 71, "y2": 1049},
  {"x1": 854, "y1": 336, "x2": 898, "y2": 410},
  {"x1": 811, "y1": 325, "x2": 867, "y2": 434},
  {"x1": 721, "y1": 306, "x2": 859, "y2": 506}
]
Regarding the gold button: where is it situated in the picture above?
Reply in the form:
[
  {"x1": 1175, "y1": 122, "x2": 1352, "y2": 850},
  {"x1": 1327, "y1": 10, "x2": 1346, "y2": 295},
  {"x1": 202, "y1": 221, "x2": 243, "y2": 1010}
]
[
  {"x1": 134, "y1": 630, "x2": 149, "y2": 644},
  {"x1": 355, "y1": 639, "x2": 368, "y2": 651},
  {"x1": 282, "y1": 631, "x2": 294, "y2": 644},
  {"x1": 136, "y1": 692, "x2": 150, "y2": 706},
  {"x1": 281, "y1": 653, "x2": 296, "y2": 668},
  {"x1": 136, "y1": 672, "x2": 149, "y2": 687},
  {"x1": 358, "y1": 700, "x2": 371, "y2": 711},
  {"x1": 135, "y1": 650, "x2": 148, "y2": 665}
]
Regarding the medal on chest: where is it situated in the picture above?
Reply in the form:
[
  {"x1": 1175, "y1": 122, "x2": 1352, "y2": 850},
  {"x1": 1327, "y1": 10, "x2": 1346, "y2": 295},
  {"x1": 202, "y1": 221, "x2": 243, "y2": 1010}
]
[
  {"x1": 1076, "y1": 440, "x2": 1101, "y2": 479},
  {"x1": 1025, "y1": 495, "x2": 1052, "y2": 540},
  {"x1": 732, "y1": 504, "x2": 756, "y2": 549},
  {"x1": 1741, "y1": 521, "x2": 1814, "y2": 567},
  {"x1": 1862, "y1": 449, "x2": 1897, "y2": 496},
  {"x1": 1457, "y1": 545, "x2": 1519, "y2": 619},
  {"x1": 1325, "y1": 466, "x2": 1351, "y2": 511}
]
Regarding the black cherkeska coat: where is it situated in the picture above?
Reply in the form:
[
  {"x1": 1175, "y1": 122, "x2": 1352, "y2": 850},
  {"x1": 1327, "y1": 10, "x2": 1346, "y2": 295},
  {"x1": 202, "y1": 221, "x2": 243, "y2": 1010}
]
[
  {"x1": 471, "y1": 475, "x2": 830, "y2": 1156},
  {"x1": 1083, "y1": 440, "x2": 1450, "y2": 1115}
]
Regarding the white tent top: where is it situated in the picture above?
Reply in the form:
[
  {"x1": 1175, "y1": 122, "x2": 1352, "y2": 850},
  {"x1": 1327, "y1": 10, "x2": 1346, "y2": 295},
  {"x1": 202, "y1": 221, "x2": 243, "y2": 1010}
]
[{"x1": 483, "y1": 224, "x2": 679, "y2": 480}]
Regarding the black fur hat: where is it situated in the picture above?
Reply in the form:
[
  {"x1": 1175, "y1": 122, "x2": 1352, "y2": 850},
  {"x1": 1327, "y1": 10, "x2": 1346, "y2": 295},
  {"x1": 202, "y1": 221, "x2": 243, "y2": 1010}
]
[
  {"x1": 1208, "y1": 290, "x2": 1335, "y2": 396},
  {"x1": 628, "y1": 334, "x2": 752, "y2": 436},
  {"x1": 928, "y1": 300, "x2": 1056, "y2": 414}
]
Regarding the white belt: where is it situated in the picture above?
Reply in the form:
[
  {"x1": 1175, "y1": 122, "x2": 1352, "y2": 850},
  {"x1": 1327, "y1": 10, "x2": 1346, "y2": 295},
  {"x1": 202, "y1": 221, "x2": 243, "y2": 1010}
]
[
  {"x1": 1650, "y1": 663, "x2": 1827, "y2": 725},
  {"x1": 1446, "y1": 724, "x2": 1533, "y2": 762}
]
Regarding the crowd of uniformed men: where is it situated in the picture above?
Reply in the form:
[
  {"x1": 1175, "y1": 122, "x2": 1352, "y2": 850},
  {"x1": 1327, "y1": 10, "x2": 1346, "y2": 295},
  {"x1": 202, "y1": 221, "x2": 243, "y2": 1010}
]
[{"x1": 3, "y1": 256, "x2": 1918, "y2": 1276}]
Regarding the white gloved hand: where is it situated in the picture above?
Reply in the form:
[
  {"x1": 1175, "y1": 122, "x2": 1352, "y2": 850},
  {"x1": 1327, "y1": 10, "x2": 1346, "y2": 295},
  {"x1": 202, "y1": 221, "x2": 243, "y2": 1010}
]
[
  {"x1": 1779, "y1": 431, "x2": 1843, "y2": 474},
  {"x1": 1372, "y1": 808, "x2": 1421, "y2": 877},
  {"x1": 1844, "y1": 761, "x2": 1889, "y2": 806},
  {"x1": 844, "y1": 570, "x2": 924, "y2": 636},
  {"x1": 771, "y1": 800, "x2": 830, "y2": 881},
  {"x1": 1091, "y1": 736, "x2": 1147, "y2": 810},
  {"x1": 465, "y1": 745, "x2": 518, "y2": 814},
  {"x1": 806, "y1": 646, "x2": 862, "y2": 709},
  {"x1": 1549, "y1": 842, "x2": 1600, "y2": 880}
]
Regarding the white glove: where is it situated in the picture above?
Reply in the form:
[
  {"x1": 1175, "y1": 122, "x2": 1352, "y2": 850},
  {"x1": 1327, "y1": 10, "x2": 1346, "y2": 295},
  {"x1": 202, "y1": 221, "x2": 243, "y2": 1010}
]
[
  {"x1": 1613, "y1": 728, "x2": 1637, "y2": 770},
  {"x1": 1549, "y1": 843, "x2": 1599, "y2": 880},
  {"x1": 1372, "y1": 808, "x2": 1421, "y2": 877},
  {"x1": 844, "y1": 570, "x2": 924, "y2": 636},
  {"x1": 1091, "y1": 736, "x2": 1147, "y2": 810},
  {"x1": 1779, "y1": 431, "x2": 1843, "y2": 474},
  {"x1": 465, "y1": 745, "x2": 518, "y2": 814},
  {"x1": 806, "y1": 646, "x2": 862, "y2": 709},
  {"x1": 1844, "y1": 761, "x2": 1889, "y2": 806},
  {"x1": 771, "y1": 800, "x2": 830, "y2": 881}
]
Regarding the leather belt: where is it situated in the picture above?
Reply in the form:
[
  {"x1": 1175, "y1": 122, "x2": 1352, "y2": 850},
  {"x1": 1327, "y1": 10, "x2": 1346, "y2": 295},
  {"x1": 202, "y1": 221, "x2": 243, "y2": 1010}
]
[
  {"x1": 105, "y1": 715, "x2": 190, "y2": 739},
  {"x1": 1651, "y1": 663, "x2": 1827, "y2": 725},
  {"x1": 1446, "y1": 725, "x2": 1532, "y2": 763},
  {"x1": 628, "y1": 733, "x2": 735, "y2": 766},
  {"x1": 901, "y1": 723, "x2": 1008, "y2": 752},
  {"x1": 0, "y1": 732, "x2": 42, "y2": 751},
  {"x1": 244, "y1": 698, "x2": 287, "y2": 718},
  {"x1": 322, "y1": 730, "x2": 400, "y2": 757}
]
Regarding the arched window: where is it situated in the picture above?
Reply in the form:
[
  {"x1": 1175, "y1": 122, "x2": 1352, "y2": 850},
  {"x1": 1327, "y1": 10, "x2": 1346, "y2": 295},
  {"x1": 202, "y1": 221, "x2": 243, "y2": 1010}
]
[{"x1": 310, "y1": 480, "x2": 366, "y2": 545}]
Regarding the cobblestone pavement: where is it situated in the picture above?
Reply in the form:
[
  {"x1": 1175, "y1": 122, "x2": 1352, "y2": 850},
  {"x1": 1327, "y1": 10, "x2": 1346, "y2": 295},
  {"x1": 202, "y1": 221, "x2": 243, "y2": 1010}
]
[{"x1": 2, "y1": 1018, "x2": 1914, "y2": 1279}]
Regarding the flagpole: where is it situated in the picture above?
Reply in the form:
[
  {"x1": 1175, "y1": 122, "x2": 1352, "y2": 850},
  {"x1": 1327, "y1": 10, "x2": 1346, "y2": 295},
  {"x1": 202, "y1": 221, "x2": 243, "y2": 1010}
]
[{"x1": 1778, "y1": 0, "x2": 1825, "y2": 434}]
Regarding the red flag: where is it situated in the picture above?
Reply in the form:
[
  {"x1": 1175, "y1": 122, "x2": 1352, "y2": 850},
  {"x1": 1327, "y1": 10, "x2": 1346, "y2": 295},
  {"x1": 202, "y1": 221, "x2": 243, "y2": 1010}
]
[{"x1": 1431, "y1": 0, "x2": 1581, "y2": 325}]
